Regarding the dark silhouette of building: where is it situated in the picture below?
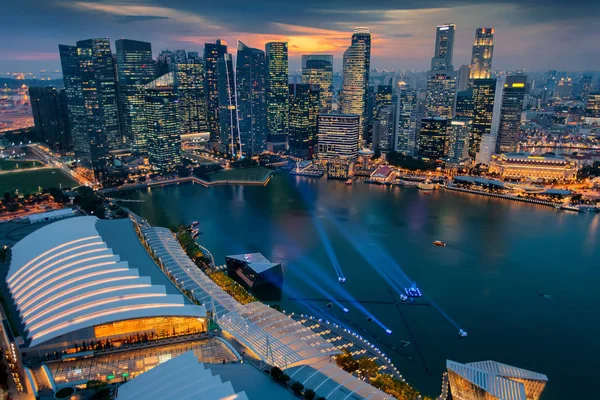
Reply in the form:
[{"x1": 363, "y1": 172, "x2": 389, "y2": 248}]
[
  {"x1": 289, "y1": 84, "x2": 320, "y2": 158},
  {"x1": 29, "y1": 87, "x2": 71, "y2": 153}
]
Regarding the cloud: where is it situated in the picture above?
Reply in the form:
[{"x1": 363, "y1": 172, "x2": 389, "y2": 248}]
[
  {"x1": 0, "y1": 52, "x2": 59, "y2": 61},
  {"x1": 115, "y1": 15, "x2": 169, "y2": 22}
]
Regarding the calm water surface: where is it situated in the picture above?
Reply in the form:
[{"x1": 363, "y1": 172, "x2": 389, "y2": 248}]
[{"x1": 118, "y1": 175, "x2": 600, "y2": 399}]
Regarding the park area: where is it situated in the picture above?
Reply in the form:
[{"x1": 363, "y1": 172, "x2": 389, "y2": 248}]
[
  {"x1": 206, "y1": 166, "x2": 272, "y2": 183},
  {"x1": 0, "y1": 158, "x2": 44, "y2": 171},
  {"x1": 0, "y1": 168, "x2": 78, "y2": 194}
]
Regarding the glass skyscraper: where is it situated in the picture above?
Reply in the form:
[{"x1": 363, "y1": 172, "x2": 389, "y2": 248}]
[
  {"x1": 396, "y1": 86, "x2": 419, "y2": 155},
  {"x1": 29, "y1": 87, "x2": 71, "y2": 153},
  {"x1": 217, "y1": 53, "x2": 240, "y2": 156},
  {"x1": 204, "y1": 40, "x2": 228, "y2": 145},
  {"x1": 341, "y1": 42, "x2": 367, "y2": 143},
  {"x1": 236, "y1": 41, "x2": 267, "y2": 155},
  {"x1": 446, "y1": 119, "x2": 472, "y2": 164},
  {"x1": 419, "y1": 117, "x2": 448, "y2": 160},
  {"x1": 288, "y1": 84, "x2": 320, "y2": 158},
  {"x1": 425, "y1": 72, "x2": 457, "y2": 119},
  {"x1": 351, "y1": 27, "x2": 371, "y2": 126},
  {"x1": 115, "y1": 39, "x2": 155, "y2": 155},
  {"x1": 175, "y1": 59, "x2": 209, "y2": 135},
  {"x1": 469, "y1": 28, "x2": 494, "y2": 80},
  {"x1": 496, "y1": 75, "x2": 527, "y2": 153},
  {"x1": 470, "y1": 78, "x2": 496, "y2": 157},
  {"x1": 59, "y1": 44, "x2": 87, "y2": 159},
  {"x1": 265, "y1": 42, "x2": 289, "y2": 152},
  {"x1": 431, "y1": 24, "x2": 456, "y2": 71},
  {"x1": 301, "y1": 55, "x2": 333, "y2": 113}
]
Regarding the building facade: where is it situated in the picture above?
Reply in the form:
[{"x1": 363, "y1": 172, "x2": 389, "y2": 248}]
[
  {"x1": 496, "y1": 75, "x2": 527, "y2": 153},
  {"x1": 373, "y1": 105, "x2": 395, "y2": 152},
  {"x1": 217, "y1": 53, "x2": 240, "y2": 156},
  {"x1": 425, "y1": 71, "x2": 457, "y2": 119},
  {"x1": 289, "y1": 84, "x2": 320, "y2": 158},
  {"x1": 265, "y1": 42, "x2": 289, "y2": 152},
  {"x1": 59, "y1": 44, "x2": 87, "y2": 159},
  {"x1": 469, "y1": 28, "x2": 494, "y2": 80},
  {"x1": 175, "y1": 59, "x2": 209, "y2": 135},
  {"x1": 340, "y1": 42, "x2": 367, "y2": 143},
  {"x1": 29, "y1": 87, "x2": 70, "y2": 153},
  {"x1": 203, "y1": 40, "x2": 228, "y2": 144},
  {"x1": 396, "y1": 86, "x2": 419, "y2": 155},
  {"x1": 431, "y1": 24, "x2": 456, "y2": 71},
  {"x1": 317, "y1": 114, "x2": 360, "y2": 161},
  {"x1": 585, "y1": 93, "x2": 600, "y2": 124},
  {"x1": 301, "y1": 55, "x2": 333, "y2": 113},
  {"x1": 470, "y1": 78, "x2": 496, "y2": 157},
  {"x1": 446, "y1": 119, "x2": 472, "y2": 164},
  {"x1": 489, "y1": 153, "x2": 577, "y2": 181},
  {"x1": 419, "y1": 117, "x2": 448, "y2": 160},
  {"x1": 351, "y1": 27, "x2": 371, "y2": 131}
]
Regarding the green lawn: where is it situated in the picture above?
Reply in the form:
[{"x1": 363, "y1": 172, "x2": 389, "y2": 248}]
[
  {"x1": 0, "y1": 169, "x2": 78, "y2": 195},
  {"x1": 207, "y1": 166, "x2": 272, "y2": 183},
  {"x1": 0, "y1": 159, "x2": 44, "y2": 171}
]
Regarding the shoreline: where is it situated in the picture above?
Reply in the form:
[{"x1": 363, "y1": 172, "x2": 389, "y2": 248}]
[{"x1": 443, "y1": 185, "x2": 558, "y2": 208}]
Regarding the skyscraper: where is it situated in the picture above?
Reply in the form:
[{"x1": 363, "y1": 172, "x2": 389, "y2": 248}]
[
  {"x1": 419, "y1": 117, "x2": 448, "y2": 160},
  {"x1": 236, "y1": 41, "x2": 267, "y2": 155},
  {"x1": 496, "y1": 75, "x2": 527, "y2": 153},
  {"x1": 29, "y1": 87, "x2": 70, "y2": 153},
  {"x1": 317, "y1": 114, "x2": 360, "y2": 161},
  {"x1": 457, "y1": 65, "x2": 470, "y2": 92},
  {"x1": 341, "y1": 42, "x2": 367, "y2": 143},
  {"x1": 175, "y1": 59, "x2": 208, "y2": 134},
  {"x1": 204, "y1": 39, "x2": 228, "y2": 144},
  {"x1": 351, "y1": 27, "x2": 371, "y2": 125},
  {"x1": 301, "y1": 55, "x2": 333, "y2": 112},
  {"x1": 115, "y1": 39, "x2": 155, "y2": 155},
  {"x1": 265, "y1": 42, "x2": 289, "y2": 152},
  {"x1": 143, "y1": 72, "x2": 181, "y2": 171},
  {"x1": 396, "y1": 86, "x2": 419, "y2": 155},
  {"x1": 446, "y1": 119, "x2": 472, "y2": 164},
  {"x1": 217, "y1": 53, "x2": 240, "y2": 156},
  {"x1": 455, "y1": 89, "x2": 474, "y2": 119},
  {"x1": 425, "y1": 72, "x2": 457, "y2": 119},
  {"x1": 470, "y1": 78, "x2": 496, "y2": 157},
  {"x1": 288, "y1": 84, "x2": 320, "y2": 158},
  {"x1": 431, "y1": 24, "x2": 456, "y2": 71},
  {"x1": 469, "y1": 28, "x2": 494, "y2": 80},
  {"x1": 59, "y1": 44, "x2": 87, "y2": 159},
  {"x1": 373, "y1": 105, "x2": 395, "y2": 152}
]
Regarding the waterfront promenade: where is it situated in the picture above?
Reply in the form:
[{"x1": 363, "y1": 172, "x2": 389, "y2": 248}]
[{"x1": 443, "y1": 185, "x2": 558, "y2": 208}]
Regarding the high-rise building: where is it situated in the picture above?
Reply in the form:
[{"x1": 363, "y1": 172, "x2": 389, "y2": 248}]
[
  {"x1": 431, "y1": 24, "x2": 456, "y2": 71},
  {"x1": 341, "y1": 42, "x2": 367, "y2": 143},
  {"x1": 173, "y1": 49, "x2": 187, "y2": 64},
  {"x1": 175, "y1": 59, "x2": 208, "y2": 135},
  {"x1": 447, "y1": 360, "x2": 548, "y2": 400},
  {"x1": 425, "y1": 71, "x2": 457, "y2": 119},
  {"x1": 288, "y1": 83, "x2": 320, "y2": 158},
  {"x1": 396, "y1": 86, "x2": 419, "y2": 155},
  {"x1": 265, "y1": 42, "x2": 289, "y2": 152},
  {"x1": 469, "y1": 28, "x2": 494, "y2": 80},
  {"x1": 470, "y1": 78, "x2": 496, "y2": 157},
  {"x1": 446, "y1": 119, "x2": 472, "y2": 164},
  {"x1": 301, "y1": 55, "x2": 333, "y2": 112},
  {"x1": 236, "y1": 41, "x2": 267, "y2": 155},
  {"x1": 457, "y1": 65, "x2": 470, "y2": 92},
  {"x1": 29, "y1": 87, "x2": 70, "y2": 153},
  {"x1": 351, "y1": 27, "x2": 371, "y2": 126},
  {"x1": 455, "y1": 89, "x2": 474, "y2": 119},
  {"x1": 204, "y1": 39, "x2": 228, "y2": 144},
  {"x1": 555, "y1": 77, "x2": 573, "y2": 100},
  {"x1": 115, "y1": 39, "x2": 155, "y2": 154},
  {"x1": 373, "y1": 105, "x2": 395, "y2": 152},
  {"x1": 419, "y1": 117, "x2": 448, "y2": 160},
  {"x1": 585, "y1": 93, "x2": 600, "y2": 124},
  {"x1": 217, "y1": 53, "x2": 240, "y2": 156},
  {"x1": 59, "y1": 44, "x2": 87, "y2": 160},
  {"x1": 496, "y1": 75, "x2": 527, "y2": 153},
  {"x1": 143, "y1": 72, "x2": 181, "y2": 171},
  {"x1": 317, "y1": 114, "x2": 360, "y2": 161},
  {"x1": 156, "y1": 50, "x2": 174, "y2": 76}
]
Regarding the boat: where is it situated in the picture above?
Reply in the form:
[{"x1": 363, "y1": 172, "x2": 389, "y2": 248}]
[
  {"x1": 191, "y1": 221, "x2": 199, "y2": 227},
  {"x1": 191, "y1": 228, "x2": 199, "y2": 239},
  {"x1": 385, "y1": 329, "x2": 393, "y2": 335},
  {"x1": 399, "y1": 294, "x2": 408, "y2": 302},
  {"x1": 326, "y1": 302, "x2": 333, "y2": 308},
  {"x1": 458, "y1": 329, "x2": 468, "y2": 338},
  {"x1": 405, "y1": 285, "x2": 422, "y2": 298},
  {"x1": 561, "y1": 204, "x2": 582, "y2": 212},
  {"x1": 342, "y1": 307, "x2": 349, "y2": 313},
  {"x1": 345, "y1": 178, "x2": 353, "y2": 185},
  {"x1": 417, "y1": 179, "x2": 435, "y2": 190},
  {"x1": 338, "y1": 277, "x2": 346, "y2": 283},
  {"x1": 433, "y1": 240, "x2": 446, "y2": 247}
]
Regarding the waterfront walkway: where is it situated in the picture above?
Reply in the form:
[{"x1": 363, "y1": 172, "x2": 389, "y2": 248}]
[{"x1": 444, "y1": 185, "x2": 557, "y2": 207}]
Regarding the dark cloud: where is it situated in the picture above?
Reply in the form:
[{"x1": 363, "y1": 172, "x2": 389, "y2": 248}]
[{"x1": 115, "y1": 15, "x2": 169, "y2": 23}]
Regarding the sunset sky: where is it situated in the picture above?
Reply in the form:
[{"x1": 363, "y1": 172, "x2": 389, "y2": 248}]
[{"x1": 2, "y1": 0, "x2": 600, "y2": 73}]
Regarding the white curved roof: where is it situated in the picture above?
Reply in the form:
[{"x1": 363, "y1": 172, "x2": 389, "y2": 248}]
[{"x1": 7, "y1": 216, "x2": 206, "y2": 348}]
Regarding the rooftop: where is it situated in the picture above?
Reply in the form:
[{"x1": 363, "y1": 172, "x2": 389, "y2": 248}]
[{"x1": 226, "y1": 253, "x2": 279, "y2": 274}]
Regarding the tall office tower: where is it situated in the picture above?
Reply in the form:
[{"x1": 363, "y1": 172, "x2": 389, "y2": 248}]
[
  {"x1": 317, "y1": 114, "x2": 360, "y2": 161},
  {"x1": 59, "y1": 44, "x2": 87, "y2": 159},
  {"x1": 341, "y1": 42, "x2": 367, "y2": 143},
  {"x1": 301, "y1": 55, "x2": 333, "y2": 112},
  {"x1": 115, "y1": 39, "x2": 155, "y2": 154},
  {"x1": 372, "y1": 105, "x2": 395, "y2": 152},
  {"x1": 173, "y1": 49, "x2": 187, "y2": 64},
  {"x1": 143, "y1": 73, "x2": 181, "y2": 171},
  {"x1": 217, "y1": 54, "x2": 240, "y2": 156},
  {"x1": 396, "y1": 86, "x2": 419, "y2": 155},
  {"x1": 29, "y1": 87, "x2": 71, "y2": 153},
  {"x1": 374, "y1": 85, "x2": 393, "y2": 114},
  {"x1": 265, "y1": 42, "x2": 289, "y2": 152},
  {"x1": 469, "y1": 28, "x2": 494, "y2": 80},
  {"x1": 496, "y1": 75, "x2": 527, "y2": 153},
  {"x1": 204, "y1": 39, "x2": 228, "y2": 144},
  {"x1": 555, "y1": 77, "x2": 573, "y2": 100},
  {"x1": 457, "y1": 65, "x2": 470, "y2": 92},
  {"x1": 175, "y1": 59, "x2": 208, "y2": 134},
  {"x1": 447, "y1": 360, "x2": 548, "y2": 400},
  {"x1": 585, "y1": 93, "x2": 600, "y2": 124},
  {"x1": 351, "y1": 27, "x2": 371, "y2": 125},
  {"x1": 288, "y1": 83, "x2": 320, "y2": 158},
  {"x1": 419, "y1": 117, "x2": 448, "y2": 160},
  {"x1": 425, "y1": 71, "x2": 457, "y2": 118},
  {"x1": 431, "y1": 24, "x2": 456, "y2": 71},
  {"x1": 470, "y1": 78, "x2": 496, "y2": 157},
  {"x1": 446, "y1": 119, "x2": 472, "y2": 164},
  {"x1": 156, "y1": 50, "x2": 175, "y2": 76},
  {"x1": 455, "y1": 89, "x2": 474, "y2": 119},
  {"x1": 236, "y1": 41, "x2": 267, "y2": 155}
]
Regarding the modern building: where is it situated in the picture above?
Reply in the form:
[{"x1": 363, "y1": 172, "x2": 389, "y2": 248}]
[
  {"x1": 5, "y1": 216, "x2": 207, "y2": 358},
  {"x1": 59, "y1": 44, "x2": 86, "y2": 159},
  {"x1": 29, "y1": 87, "x2": 70, "y2": 153},
  {"x1": 203, "y1": 39, "x2": 228, "y2": 144},
  {"x1": 489, "y1": 153, "x2": 577, "y2": 181},
  {"x1": 469, "y1": 28, "x2": 494, "y2": 80},
  {"x1": 447, "y1": 360, "x2": 548, "y2": 400},
  {"x1": 373, "y1": 105, "x2": 395, "y2": 152},
  {"x1": 340, "y1": 42, "x2": 367, "y2": 143},
  {"x1": 396, "y1": 86, "x2": 419, "y2": 155},
  {"x1": 455, "y1": 89, "x2": 474, "y2": 119},
  {"x1": 458, "y1": 64, "x2": 470, "y2": 92},
  {"x1": 446, "y1": 119, "x2": 472, "y2": 164},
  {"x1": 431, "y1": 24, "x2": 456, "y2": 71},
  {"x1": 425, "y1": 71, "x2": 457, "y2": 119},
  {"x1": 317, "y1": 114, "x2": 360, "y2": 161},
  {"x1": 115, "y1": 39, "x2": 156, "y2": 155},
  {"x1": 470, "y1": 78, "x2": 496, "y2": 157},
  {"x1": 288, "y1": 83, "x2": 320, "y2": 158},
  {"x1": 265, "y1": 42, "x2": 289, "y2": 152},
  {"x1": 585, "y1": 93, "x2": 600, "y2": 124},
  {"x1": 301, "y1": 55, "x2": 333, "y2": 113},
  {"x1": 236, "y1": 41, "x2": 267, "y2": 155},
  {"x1": 217, "y1": 53, "x2": 240, "y2": 156},
  {"x1": 174, "y1": 59, "x2": 209, "y2": 135},
  {"x1": 496, "y1": 75, "x2": 528, "y2": 153},
  {"x1": 144, "y1": 72, "x2": 181, "y2": 171},
  {"x1": 327, "y1": 156, "x2": 355, "y2": 179},
  {"x1": 351, "y1": 27, "x2": 371, "y2": 127},
  {"x1": 226, "y1": 253, "x2": 282, "y2": 291},
  {"x1": 419, "y1": 117, "x2": 448, "y2": 160}
]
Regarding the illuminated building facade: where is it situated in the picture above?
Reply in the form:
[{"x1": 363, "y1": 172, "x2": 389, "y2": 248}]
[
  {"x1": 115, "y1": 39, "x2": 156, "y2": 155},
  {"x1": 174, "y1": 59, "x2": 209, "y2": 135},
  {"x1": 447, "y1": 360, "x2": 548, "y2": 400},
  {"x1": 469, "y1": 28, "x2": 494, "y2": 80},
  {"x1": 373, "y1": 105, "x2": 395, "y2": 152},
  {"x1": 226, "y1": 253, "x2": 282, "y2": 290},
  {"x1": 217, "y1": 53, "x2": 240, "y2": 156},
  {"x1": 455, "y1": 89, "x2": 474, "y2": 119},
  {"x1": 351, "y1": 27, "x2": 371, "y2": 128},
  {"x1": 59, "y1": 44, "x2": 87, "y2": 159},
  {"x1": 585, "y1": 93, "x2": 600, "y2": 124},
  {"x1": 446, "y1": 119, "x2": 472, "y2": 164},
  {"x1": 29, "y1": 87, "x2": 71, "y2": 153},
  {"x1": 489, "y1": 153, "x2": 577, "y2": 181},
  {"x1": 496, "y1": 75, "x2": 527, "y2": 153},
  {"x1": 236, "y1": 41, "x2": 267, "y2": 155},
  {"x1": 265, "y1": 42, "x2": 289, "y2": 152},
  {"x1": 341, "y1": 43, "x2": 367, "y2": 143},
  {"x1": 326, "y1": 156, "x2": 355, "y2": 179},
  {"x1": 396, "y1": 86, "x2": 419, "y2": 155},
  {"x1": 301, "y1": 55, "x2": 333, "y2": 113},
  {"x1": 470, "y1": 79, "x2": 496, "y2": 157},
  {"x1": 431, "y1": 24, "x2": 456, "y2": 71},
  {"x1": 144, "y1": 73, "x2": 181, "y2": 171},
  {"x1": 289, "y1": 83, "x2": 320, "y2": 158},
  {"x1": 317, "y1": 114, "x2": 360, "y2": 161},
  {"x1": 204, "y1": 40, "x2": 228, "y2": 144},
  {"x1": 419, "y1": 117, "x2": 448, "y2": 160},
  {"x1": 425, "y1": 71, "x2": 457, "y2": 119}
]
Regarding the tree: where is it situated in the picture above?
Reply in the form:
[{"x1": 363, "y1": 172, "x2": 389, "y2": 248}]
[
  {"x1": 303, "y1": 389, "x2": 316, "y2": 400},
  {"x1": 335, "y1": 350, "x2": 358, "y2": 373},
  {"x1": 291, "y1": 381, "x2": 304, "y2": 394},
  {"x1": 270, "y1": 366, "x2": 282, "y2": 380},
  {"x1": 357, "y1": 356, "x2": 379, "y2": 382}
]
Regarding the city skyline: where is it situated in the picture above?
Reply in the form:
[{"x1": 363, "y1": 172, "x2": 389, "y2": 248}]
[{"x1": 3, "y1": 0, "x2": 600, "y2": 73}]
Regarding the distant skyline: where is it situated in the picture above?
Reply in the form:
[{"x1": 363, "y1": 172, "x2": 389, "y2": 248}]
[{"x1": 2, "y1": 0, "x2": 600, "y2": 73}]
